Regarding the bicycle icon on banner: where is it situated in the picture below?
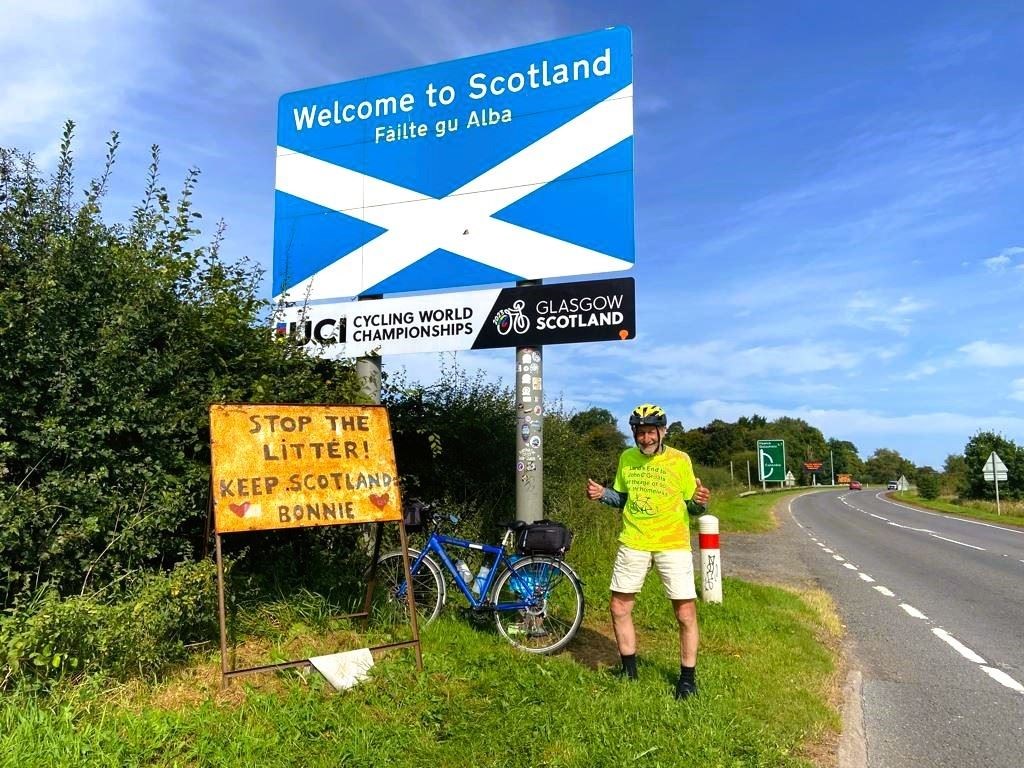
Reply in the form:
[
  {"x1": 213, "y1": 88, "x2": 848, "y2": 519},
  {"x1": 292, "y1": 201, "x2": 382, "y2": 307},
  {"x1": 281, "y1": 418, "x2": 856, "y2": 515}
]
[{"x1": 492, "y1": 300, "x2": 530, "y2": 336}]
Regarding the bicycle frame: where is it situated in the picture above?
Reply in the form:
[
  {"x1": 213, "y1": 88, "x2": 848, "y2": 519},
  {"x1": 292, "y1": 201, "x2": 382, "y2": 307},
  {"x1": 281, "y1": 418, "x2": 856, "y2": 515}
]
[{"x1": 410, "y1": 531, "x2": 545, "y2": 612}]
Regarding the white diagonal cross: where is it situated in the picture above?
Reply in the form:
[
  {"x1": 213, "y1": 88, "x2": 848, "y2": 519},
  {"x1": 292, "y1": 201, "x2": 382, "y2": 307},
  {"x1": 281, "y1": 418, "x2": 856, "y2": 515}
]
[{"x1": 275, "y1": 84, "x2": 633, "y2": 301}]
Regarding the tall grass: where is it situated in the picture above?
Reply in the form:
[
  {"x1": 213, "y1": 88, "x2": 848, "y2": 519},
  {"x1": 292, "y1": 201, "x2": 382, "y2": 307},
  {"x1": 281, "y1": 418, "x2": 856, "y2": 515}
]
[{"x1": 888, "y1": 493, "x2": 1024, "y2": 527}]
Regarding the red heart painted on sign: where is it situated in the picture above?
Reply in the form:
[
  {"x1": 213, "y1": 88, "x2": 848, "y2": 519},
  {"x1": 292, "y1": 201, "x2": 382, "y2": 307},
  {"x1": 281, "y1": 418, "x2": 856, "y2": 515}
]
[
  {"x1": 229, "y1": 501, "x2": 250, "y2": 517},
  {"x1": 369, "y1": 493, "x2": 389, "y2": 510}
]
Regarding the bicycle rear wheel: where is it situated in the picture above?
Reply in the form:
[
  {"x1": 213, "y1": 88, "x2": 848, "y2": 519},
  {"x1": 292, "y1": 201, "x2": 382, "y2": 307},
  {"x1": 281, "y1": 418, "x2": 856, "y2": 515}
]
[
  {"x1": 373, "y1": 550, "x2": 445, "y2": 625},
  {"x1": 491, "y1": 556, "x2": 584, "y2": 654}
]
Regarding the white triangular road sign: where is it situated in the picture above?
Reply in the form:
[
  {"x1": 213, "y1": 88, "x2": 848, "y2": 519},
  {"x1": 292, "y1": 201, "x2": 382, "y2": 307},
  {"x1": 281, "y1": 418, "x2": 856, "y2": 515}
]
[{"x1": 985, "y1": 452, "x2": 1008, "y2": 473}]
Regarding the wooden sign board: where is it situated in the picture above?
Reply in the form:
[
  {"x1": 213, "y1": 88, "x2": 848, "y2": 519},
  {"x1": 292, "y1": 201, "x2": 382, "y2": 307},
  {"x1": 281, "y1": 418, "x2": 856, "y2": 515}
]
[{"x1": 210, "y1": 404, "x2": 401, "y2": 534}]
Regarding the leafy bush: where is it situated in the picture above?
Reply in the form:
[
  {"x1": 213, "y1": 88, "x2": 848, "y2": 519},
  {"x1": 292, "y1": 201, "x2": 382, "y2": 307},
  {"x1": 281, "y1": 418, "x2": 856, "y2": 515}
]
[
  {"x1": 382, "y1": 363, "x2": 516, "y2": 540},
  {"x1": 1, "y1": 560, "x2": 218, "y2": 686},
  {"x1": 0, "y1": 124, "x2": 363, "y2": 606},
  {"x1": 916, "y1": 468, "x2": 941, "y2": 500},
  {"x1": 962, "y1": 431, "x2": 1021, "y2": 501}
]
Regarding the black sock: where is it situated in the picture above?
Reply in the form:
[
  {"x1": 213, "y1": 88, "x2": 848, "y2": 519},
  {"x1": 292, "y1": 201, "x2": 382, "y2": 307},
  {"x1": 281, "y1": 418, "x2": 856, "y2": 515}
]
[
  {"x1": 621, "y1": 654, "x2": 638, "y2": 679},
  {"x1": 679, "y1": 665, "x2": 695, "y2": 684}
]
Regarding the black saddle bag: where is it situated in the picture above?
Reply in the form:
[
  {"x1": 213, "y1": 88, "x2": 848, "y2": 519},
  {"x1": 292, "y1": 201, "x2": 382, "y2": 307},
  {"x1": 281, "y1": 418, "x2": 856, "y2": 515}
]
[
  {"x1": 516, "y1": 520, "x2": 573, "y2": 556},
  {"x1": 402, "y1": 499, "x2": 432, "y2": 532}
]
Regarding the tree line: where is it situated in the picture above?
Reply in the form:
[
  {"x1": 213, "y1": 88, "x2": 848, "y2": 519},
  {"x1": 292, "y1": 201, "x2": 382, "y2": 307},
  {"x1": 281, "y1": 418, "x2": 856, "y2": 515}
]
[{"x1": 642, "y1": 412, "x2": 1020, "y2": 501}]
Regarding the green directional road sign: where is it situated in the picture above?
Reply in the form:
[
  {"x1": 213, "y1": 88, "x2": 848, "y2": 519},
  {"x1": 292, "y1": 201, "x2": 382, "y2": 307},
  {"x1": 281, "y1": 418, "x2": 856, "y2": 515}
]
[{"x1": 757, "y1": 439, "x2": 786, "y2": 483}]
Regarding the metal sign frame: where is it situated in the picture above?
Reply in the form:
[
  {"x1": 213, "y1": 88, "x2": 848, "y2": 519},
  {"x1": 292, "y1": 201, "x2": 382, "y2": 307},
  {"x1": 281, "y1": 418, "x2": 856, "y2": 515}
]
[{"x1": 209, "y1": 403, "x2": 422, "y2": 685}]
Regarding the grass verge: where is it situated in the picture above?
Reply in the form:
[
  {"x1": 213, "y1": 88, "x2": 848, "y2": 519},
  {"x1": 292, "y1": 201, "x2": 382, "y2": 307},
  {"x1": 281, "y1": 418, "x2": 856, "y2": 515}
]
[
  {"x1": 883, "y1": 492, "x2": 1024, "y2": 527},
  {"x1": 0, "y1": 493, "x2": 842, "y2": 768},
  {"x1": 707, "y1": 487, "x2": 814, "y2": 533}
]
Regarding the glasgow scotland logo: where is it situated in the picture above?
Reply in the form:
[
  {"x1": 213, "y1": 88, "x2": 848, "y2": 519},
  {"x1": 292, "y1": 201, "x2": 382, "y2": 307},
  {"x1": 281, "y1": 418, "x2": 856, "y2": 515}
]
[{"x1": 492, "y1": 300, "x2": 531, "y2": 335}]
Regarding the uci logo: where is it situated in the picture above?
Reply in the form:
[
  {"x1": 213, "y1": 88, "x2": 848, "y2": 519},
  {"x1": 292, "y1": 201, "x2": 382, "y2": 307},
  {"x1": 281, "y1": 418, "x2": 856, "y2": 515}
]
[{"x1": 275, "y1": 317, "x2": 347, "y2": 345}]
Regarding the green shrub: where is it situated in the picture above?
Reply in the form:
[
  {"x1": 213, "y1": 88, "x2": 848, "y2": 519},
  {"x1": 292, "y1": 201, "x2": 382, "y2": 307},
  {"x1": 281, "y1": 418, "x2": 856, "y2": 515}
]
[
  {"x1": 0, "y1": 560, "x2": 218, "y2": 686},
  {"x1": 0, "y1": 125, "x2": 362, "y2": 606},
  {"x1": 916, "y1": 468, "x2": 941, "y2": 500}
]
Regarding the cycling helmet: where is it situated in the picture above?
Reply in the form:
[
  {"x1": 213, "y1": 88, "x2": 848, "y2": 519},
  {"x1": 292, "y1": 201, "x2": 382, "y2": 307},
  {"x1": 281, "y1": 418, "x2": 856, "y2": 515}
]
[{"x1": 629, "y1": 403, "x2": 667, "y2": 428}]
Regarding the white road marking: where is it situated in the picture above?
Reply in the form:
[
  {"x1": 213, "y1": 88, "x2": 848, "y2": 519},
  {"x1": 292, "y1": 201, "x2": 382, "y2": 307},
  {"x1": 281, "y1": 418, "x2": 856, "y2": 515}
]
[
  {"x1": 900, "y1": 604, "x2": 928, "y2": 619},
  {"x1": 981, "y1": 667, "x2": 1024, "y2": 694},
  {"x1": 929, "y1": 534, "x2": 985, "y2": 551},
  {"x1": 877, "y1": 493, "x2": 1024, "y2": 535},
  {"x1": 869, "y1": 513, "x2": 887, "y2": 521},
  {"x1": 932, "y1": 628, "x2": 986, "y2": 664},
  {"x1": 886, "y1": 521, "x2": 934, "y2": 533},
  {"x1": 843, "y1": 563, "x2": 858, "y2": 570},
  {"x1": 796, "y1": 494, "x2": 1024, "y2": 697},
  {"x1": 833, "y1": 555, "x2": 845, "y2": 561}
]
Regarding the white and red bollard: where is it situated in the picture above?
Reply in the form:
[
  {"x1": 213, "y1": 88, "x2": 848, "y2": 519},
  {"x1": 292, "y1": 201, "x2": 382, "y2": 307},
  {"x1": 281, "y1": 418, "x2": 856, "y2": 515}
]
[{"x1": 698, "y1": 515, "x2": 722, "y2": 603}]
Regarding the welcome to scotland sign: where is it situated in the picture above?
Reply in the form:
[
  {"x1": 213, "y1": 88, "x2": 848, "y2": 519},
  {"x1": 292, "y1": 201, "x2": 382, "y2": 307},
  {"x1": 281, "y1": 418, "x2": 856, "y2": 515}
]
[{"x1": 274, "y1": 27, "x2": 634, "y2": 302}]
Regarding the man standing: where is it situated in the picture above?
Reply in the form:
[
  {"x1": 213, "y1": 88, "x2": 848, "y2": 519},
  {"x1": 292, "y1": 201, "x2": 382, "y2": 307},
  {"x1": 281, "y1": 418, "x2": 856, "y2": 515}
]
[{"x1": 586, "y1": 403, "x2": 710, "y2": 699}]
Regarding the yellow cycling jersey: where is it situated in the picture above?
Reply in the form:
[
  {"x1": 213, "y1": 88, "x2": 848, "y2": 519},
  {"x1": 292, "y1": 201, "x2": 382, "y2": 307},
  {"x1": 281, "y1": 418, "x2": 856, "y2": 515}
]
[{"x1": 612, "y1": 445, "x2": 697, "y2": 551}]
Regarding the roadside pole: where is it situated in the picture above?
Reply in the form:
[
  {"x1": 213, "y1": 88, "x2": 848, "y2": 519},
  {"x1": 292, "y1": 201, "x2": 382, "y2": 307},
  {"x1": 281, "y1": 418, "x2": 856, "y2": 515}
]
[
  {"x1": 515, "y1": 281, "x2": 543, "y2": 523},
  {"x1": 356, "y1": 296, "x2": 382, "y2": 555},
  {"x1": 698, "y1": 515, "x2": 722, "y2": 603},
  {"x1": 356, "y1": 295, "x2": 383, "y2": 405}
]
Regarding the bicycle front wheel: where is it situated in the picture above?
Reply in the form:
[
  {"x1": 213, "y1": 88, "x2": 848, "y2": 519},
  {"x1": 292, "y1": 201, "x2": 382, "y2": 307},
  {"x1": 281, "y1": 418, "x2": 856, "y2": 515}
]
[
  {"x1": 492, "y1": 556, "x2": 584, "y2": 654},
  {"x1": 373, "y1": 550, "x2": 445, "y2": 625}
]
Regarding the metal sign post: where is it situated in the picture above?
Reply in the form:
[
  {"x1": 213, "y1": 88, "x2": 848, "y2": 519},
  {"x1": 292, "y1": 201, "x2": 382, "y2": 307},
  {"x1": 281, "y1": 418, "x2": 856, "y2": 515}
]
[
  {"x1": 515, "y1": 345, "x2": 544, "y2": 523},
  {"x1": 983, "y1": 451, "x2": 1009, "y2": 515}
]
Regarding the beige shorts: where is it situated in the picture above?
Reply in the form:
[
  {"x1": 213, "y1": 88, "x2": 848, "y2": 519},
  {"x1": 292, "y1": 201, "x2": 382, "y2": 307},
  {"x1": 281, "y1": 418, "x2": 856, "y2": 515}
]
[{"x1": 610, "y1": 545, "x2": 697, "y2": 600}]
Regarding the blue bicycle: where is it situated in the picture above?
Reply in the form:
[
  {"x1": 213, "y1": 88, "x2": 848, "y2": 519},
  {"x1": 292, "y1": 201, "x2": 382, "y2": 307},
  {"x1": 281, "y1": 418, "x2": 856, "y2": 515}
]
[{"x1": 373, "y1": 512, "x2": 584, "y2": 654}]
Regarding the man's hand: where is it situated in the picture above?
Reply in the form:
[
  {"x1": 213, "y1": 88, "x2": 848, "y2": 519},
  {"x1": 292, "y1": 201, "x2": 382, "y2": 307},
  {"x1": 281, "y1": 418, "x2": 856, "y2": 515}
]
[
  {"x1": 693, "y1": 478, "x2": 710, "y2": 506},
  {"x1": 586, "y1": 478, "x2": 605, "y2": 501}
]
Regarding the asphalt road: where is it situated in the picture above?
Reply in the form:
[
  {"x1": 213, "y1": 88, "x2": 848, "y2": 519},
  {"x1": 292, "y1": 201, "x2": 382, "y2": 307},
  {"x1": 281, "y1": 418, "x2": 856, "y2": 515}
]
[{"x1": 789, "y1": 490, "x2": 1024, "y2": 768}]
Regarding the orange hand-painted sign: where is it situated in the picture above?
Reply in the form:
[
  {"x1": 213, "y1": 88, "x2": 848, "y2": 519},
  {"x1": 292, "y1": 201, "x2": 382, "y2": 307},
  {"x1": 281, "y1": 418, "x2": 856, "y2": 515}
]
[{"x1": 210, "y1": 404, "x2": 402, "y2": 534}]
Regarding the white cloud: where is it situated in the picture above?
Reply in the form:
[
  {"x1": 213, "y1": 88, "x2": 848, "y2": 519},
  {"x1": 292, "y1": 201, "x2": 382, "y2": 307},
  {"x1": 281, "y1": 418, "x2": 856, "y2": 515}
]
[
  {"x1": 984, "y1": 254, "x2": 1012, "y2": 271},
  {"x1": 984, "y1": 246, "x2": 1024, "y2": 272},
  {"x1": 844, "y1": 291, "x2": 928, "y2": 336},
  {"x1": 1012, "y1": 378, "x2": 1024, "y2": 402},
  {"x1": 958, "y1": 341, "x2": 1024, "y2": 367},
  {"x1": 0, "y1": 1, "x2": 161, "y2": 159}
]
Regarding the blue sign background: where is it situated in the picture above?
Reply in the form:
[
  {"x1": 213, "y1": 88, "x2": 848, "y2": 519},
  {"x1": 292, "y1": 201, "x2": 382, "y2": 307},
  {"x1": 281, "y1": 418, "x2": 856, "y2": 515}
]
[{"x1": 274, "y1": 27, "x2": 634, "y2": 299}]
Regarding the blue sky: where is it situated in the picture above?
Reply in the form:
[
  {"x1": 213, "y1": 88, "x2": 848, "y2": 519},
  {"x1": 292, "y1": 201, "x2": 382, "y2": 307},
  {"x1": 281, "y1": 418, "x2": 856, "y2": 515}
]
[{"x1": 3, "y1": 0, "x2": 1022, "y2": 469}]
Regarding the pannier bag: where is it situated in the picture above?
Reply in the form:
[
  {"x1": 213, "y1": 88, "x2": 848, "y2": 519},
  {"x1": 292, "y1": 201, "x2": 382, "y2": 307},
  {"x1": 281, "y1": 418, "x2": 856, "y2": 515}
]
[
  {"x1": 402, "y1": 499, "x2": 432, "y2": 532},
  {"x1": 516, "y1": 520, "x2": 573, "y2": 556}
]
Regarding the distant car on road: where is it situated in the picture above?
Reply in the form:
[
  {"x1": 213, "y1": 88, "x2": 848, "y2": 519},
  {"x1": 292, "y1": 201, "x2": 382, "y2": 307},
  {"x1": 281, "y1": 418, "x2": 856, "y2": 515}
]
[
  {"x1": 849, "y1": 480, "x2": 863, "y2": 490},
  {"x1": 887, "y1": 481, "x2": 898, "y2": 490}
]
